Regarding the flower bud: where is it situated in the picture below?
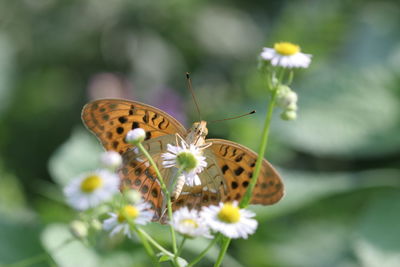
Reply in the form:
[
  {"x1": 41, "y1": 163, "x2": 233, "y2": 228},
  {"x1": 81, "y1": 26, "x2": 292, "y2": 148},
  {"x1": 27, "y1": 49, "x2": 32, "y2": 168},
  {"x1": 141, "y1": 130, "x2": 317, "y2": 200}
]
[
  {"x1": 123, "y1": 189, "x2": 142, "y2": 204},
  {"x1": 100, "y1": 151, "x2": 122, "y2": 169},
  {"x1": 126, "y1": 128, "x2": 146, "y2": 144},
  {"x1": 286, "y1": 102, "x2": 298, "y2": 111},
  {"x1": 281, "y1": 110, "x2": 297, "y2": 121},
  {"x1": 90, "y1": 219, "x2": 103, "y2": 231},
  {"x1": 69, "y1": 220, "x2": 88, "y2": 239},
  {"x1": 276, "y1": 85, "x2": 298, "y2": 109}
]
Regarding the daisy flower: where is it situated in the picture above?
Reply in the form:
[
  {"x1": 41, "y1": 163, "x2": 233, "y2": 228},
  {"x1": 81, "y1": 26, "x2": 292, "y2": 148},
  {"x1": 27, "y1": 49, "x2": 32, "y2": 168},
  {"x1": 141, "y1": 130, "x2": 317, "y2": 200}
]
[
  {"x1": 64, "y1": 169, "x2": 120, "y2": 211},
  {"x1": 260, "y1": 42, "x2": 312, "y2": 68},
  {"x1": 201, "y1": 201, "x2": 258, "y2": 239},
  {"x1": 172, "y1": 207, "x2": 212, "y2": 238},
  {"x1": 161, "y1": 140, "x2": 207, "y2": 186},
  {"x1": 103, "y1": 201, "x2": 153, "y2": 238}
]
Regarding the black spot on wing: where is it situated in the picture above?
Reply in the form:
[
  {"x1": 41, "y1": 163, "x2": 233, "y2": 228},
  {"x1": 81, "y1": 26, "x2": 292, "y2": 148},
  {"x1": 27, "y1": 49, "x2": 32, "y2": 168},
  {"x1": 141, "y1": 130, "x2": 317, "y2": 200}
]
[
  {"x1": 132, "y1": 122, "x2": 140, "y2": 129},
  {"x1": 116, "y1": 127, "x2": 124, "y2": 134},
  {"x1": 234, "y1": 167, "x2": 244, "y2": 176},
  {"x1": 118, "y1": 116, "x2": 128, "y2": 123},
  {"x1": 222, "y1": 165, "x2": 229, "y2": 174}
]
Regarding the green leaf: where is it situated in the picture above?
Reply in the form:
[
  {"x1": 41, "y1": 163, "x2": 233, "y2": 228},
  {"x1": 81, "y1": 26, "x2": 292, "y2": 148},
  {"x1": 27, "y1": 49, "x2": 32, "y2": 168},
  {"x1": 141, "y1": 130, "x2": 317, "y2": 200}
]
[
  {"x1": 0, "y1": 163, "x2": 33, "y2": 220},
  {"x1": 353, "y1": 191, "x2": 400, "y2": 267},
  {"x1": 41, "y1": 224, "x2": 99, "y2": 267},
  {"x1": 273, "y1": 65, "x2": 400, "y2": 158},
  {"x1": 253, "y1": 168, "x2": 400, "y2": 219},
  {"x1": 158, "y1": 254, "x2": 170, "y2": 262},
  {"x1": 243, "y1": 220, "x2": 355, "y2": 267},
  {"x1": 0, "y1": 219, "x2": 44, "y2": 266},
  {"x1": 156, "y1": 252, "x2": 188, "y2": 266},
  {"x1": 99, "y1": 251, "x2": 147, "y2": 267}
]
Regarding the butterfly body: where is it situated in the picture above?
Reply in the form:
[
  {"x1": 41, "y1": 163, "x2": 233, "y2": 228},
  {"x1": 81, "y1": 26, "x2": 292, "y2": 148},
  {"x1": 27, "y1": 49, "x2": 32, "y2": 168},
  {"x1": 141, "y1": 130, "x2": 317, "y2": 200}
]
[
  {"x1": 82, "y1": 99, "x2": 284, "y2": 220},
  {"x1": 169, "y1": 120, "x2": 210, "y2": 202},
  {"x1": 185, "y1": 120, "x2": 208, "y2": 147}
]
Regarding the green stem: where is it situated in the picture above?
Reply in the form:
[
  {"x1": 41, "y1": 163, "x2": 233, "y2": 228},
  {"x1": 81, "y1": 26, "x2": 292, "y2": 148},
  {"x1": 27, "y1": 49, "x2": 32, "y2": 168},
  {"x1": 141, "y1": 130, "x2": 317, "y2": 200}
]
[
  {"x1": 134, "y1": 226, "x2": 159, "y2": 267},
  {"x1": 240, "y1": 67, "x2": 285, "y2": 209},
  {"x1": 137, "y1": 143, "x2": 169, "y2": 196},
  {"x1": 240, "y1": 89, "x2": 278, "y2": 208},
  {"x1": 214, "y1": 236, "x2": 231, "y2": 267},
  {"x1": 136, "y1": 228, "x2": 175, "y2": 258},
  {"x1": 176, "y1": 237, "x2": 187, "y2": 257},
  {"x1": 187, "y1": 237, "x2": 219, "y2": 267},
  {"x1": 215, "y1": 68, "x2": 284, "y2": 266},
  {"x1": 137, "y1": 143, "x2": 178, "y2": 257},
  {"x1": 266, "y1": 67, "x2": 273, "y2": 90},
  {"x1": 278, "y1": 67, "x2": 285, "y2": 82},
  {"x1": 287, "y1": 70, "x2": 294, "y2": 85}
]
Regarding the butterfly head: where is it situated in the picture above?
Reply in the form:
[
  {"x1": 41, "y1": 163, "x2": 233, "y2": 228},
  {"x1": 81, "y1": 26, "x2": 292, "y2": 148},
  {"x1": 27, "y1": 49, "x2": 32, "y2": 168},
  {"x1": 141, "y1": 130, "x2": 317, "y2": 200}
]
[{"x1": 186, "y1": 120, "x2": 208, "y2": 146}]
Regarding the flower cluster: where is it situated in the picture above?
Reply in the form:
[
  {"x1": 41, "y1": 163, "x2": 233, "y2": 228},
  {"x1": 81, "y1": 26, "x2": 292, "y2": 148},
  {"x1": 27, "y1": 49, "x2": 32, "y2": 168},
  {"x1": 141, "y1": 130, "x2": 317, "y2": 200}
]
[
  {"x1": 63, "y1": 128, "x2": 258, "y2": 244},
  {"x1": 259, "y1": 41, "x2": 312, "y2": 121},
  {"x1": 63, "y1": 149, "x2": 154, "y2": 240},
  {"x1": 172, "y1": 202, "x2": 257, "y2": 239}
]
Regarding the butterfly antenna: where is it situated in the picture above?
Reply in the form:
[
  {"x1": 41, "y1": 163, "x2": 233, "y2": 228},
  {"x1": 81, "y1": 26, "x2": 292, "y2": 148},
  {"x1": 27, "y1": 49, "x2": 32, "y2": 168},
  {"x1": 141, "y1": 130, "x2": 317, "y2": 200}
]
[
  {"x1": 186, "y1": 72, "x2": 202, "y2": 120},
  {"x1": 210, "y1": 110, "x2": 256, "y2": 123}
]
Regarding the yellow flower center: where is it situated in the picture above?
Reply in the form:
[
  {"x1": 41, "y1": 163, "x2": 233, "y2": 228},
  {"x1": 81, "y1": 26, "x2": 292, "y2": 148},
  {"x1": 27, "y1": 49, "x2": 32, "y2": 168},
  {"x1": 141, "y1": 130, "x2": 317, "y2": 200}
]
[
  {"x1": 181, "y1": 218, "x2": 198, "y2": 228},
  {"x1": 274, "y1": 42, "x2": 300, "y2": 56},
  {"x1": 80, "y1": 175, "x2": 103, "y2": 193},
  {"x1": 217, "y1": 203, "x2": 241, "y2": 223},
  {"x1": 117, "y1": 205, "x2": 140, "y2": 223}
]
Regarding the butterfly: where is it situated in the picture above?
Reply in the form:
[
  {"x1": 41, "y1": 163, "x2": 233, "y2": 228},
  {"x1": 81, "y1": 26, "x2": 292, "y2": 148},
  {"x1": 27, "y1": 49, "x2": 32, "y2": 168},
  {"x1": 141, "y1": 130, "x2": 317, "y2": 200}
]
[{"x1": 82, "y1": 99, "x2": 284, "y2": 220}]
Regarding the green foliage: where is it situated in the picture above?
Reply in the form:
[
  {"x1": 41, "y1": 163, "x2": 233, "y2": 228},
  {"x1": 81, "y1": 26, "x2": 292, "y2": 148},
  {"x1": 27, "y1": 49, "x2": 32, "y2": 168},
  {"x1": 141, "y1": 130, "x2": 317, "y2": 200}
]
[
  {"x1": 41, "y1": 224, "x2": 149, "y2": 267},
  {"x1": 354, "y1": 191, "x2": 400, "y2": 267},
  {"x1": 0, "y1": 0, "x2": 400, "y2": 266},
  {"x1": 0, "y1": 220, "x2": 44, "y2": 266}
]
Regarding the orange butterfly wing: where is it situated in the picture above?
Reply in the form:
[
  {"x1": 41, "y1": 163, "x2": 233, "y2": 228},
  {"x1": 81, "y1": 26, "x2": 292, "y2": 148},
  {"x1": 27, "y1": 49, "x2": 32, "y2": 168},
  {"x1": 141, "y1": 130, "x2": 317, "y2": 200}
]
[
  {"x1": 82, "y1": 99, "x2": 187, "y2": 220},
  {"x1": 206, "y1": 139, "x2": 284, "y2": 205},
  {"x1": 120, "y1": 137, "x2": 175, "y2": 220},
  {"x1": 81, "y1": 99, "x2": 186, "y2": 154}
]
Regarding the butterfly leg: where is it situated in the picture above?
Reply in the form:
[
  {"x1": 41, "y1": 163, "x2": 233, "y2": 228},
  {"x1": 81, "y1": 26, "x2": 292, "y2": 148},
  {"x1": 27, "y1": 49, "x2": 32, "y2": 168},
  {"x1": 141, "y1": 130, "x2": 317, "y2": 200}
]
[
  {"x1": 174, "y1": 133, "x2": 187, "y2": 147},
  {"x1": 199, "y1": 142, "x2": 212, "y2": 150}
]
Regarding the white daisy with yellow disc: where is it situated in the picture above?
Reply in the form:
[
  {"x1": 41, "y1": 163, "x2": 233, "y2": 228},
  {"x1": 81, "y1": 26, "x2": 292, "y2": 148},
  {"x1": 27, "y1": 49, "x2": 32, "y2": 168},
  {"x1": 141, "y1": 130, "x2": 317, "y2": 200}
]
[
  {"x1": 201, "y1": 201, "x2": 258, "y2": 239},
  {"x1": 172, "y1": 207, "x2": 212, "y2": 238},
  {"x1": 162, "y1": 140, "x2": 207, "y2": 186},
  {"x1": 64, "y1": 169, "x2": 120, "y2": 210},
  {"x1": 103, "y1": 201, "x2": 154, "y2": 238},
  {"x1": 261, "y1": 42, "x2": 312, "y2": 68}
]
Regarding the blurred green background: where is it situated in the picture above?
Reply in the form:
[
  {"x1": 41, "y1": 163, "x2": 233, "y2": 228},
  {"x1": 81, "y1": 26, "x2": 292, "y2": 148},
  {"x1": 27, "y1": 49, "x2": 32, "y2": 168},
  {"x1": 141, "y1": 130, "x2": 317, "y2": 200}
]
[{"x1": 1, "y1": 0, "x2": 400, "y2": 266}]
